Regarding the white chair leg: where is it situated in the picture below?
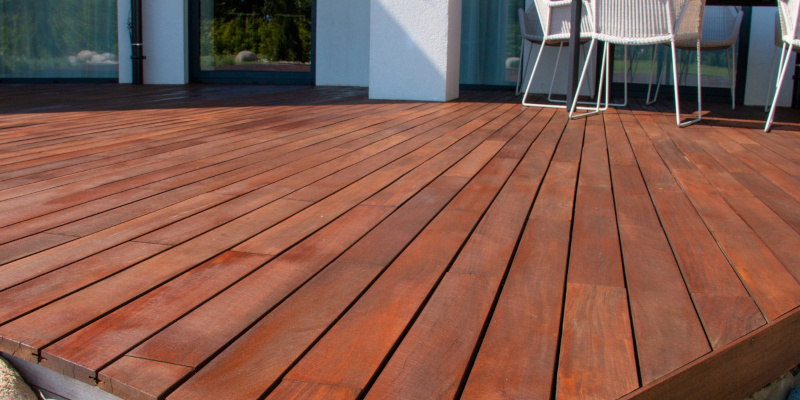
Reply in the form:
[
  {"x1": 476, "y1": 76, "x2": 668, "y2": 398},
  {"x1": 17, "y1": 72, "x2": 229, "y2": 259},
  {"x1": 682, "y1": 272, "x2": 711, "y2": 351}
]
[
  {"x1": 600, "y1": 42, "x2": 611, "y2": 111},
  {"x1": 646, "y1": 45, "x2": 659, "y2": 104},
  {"x1": 726, "y1": 47, "x2": 737, "y2": 110},
  {"x1": 766, "y1": 43, "x2": 792, "y2": 132},
  {"x1": 693, "y1": 41, "x2": 703, "y2": 125},
  {"x1": 522, "y1": 42, "x2": 580, "y2": 109},
  {"x1": 732, "y1": 47, "x2": 737, "y2": 110},
  {"x1": 620, "y1": 45, "x2": 629, "y2": 108},
  {"x1": 522, "y1": 42, "x2": 546, "y2": 106},
  {"x1": 764, "y1": 44, "x2": 781, "y2": 112},
  {"x1": 569, "y1": 39, "x2": 605, "y2": 119},
  {"x1": 597, "y1": 44, "x2": 626, "y2": 108},
  {"x1": 524, "y1": 41, "x2": 604, "y2": 110},
  {"x1": 672, "y1": 40, "x2": 702, "y2": 127},
  {"x1": 547, "y1": 43, "x2": 607, "y2": 107},
  {"x1": 548, "y1": 43, "x2": 564, "y2": 102},
  {"x1": 646, "y1": 45, "x2": 668, "y2": 106},
  {"x1": 670, "y1": 42, "x2": 682, "y2": 126}
]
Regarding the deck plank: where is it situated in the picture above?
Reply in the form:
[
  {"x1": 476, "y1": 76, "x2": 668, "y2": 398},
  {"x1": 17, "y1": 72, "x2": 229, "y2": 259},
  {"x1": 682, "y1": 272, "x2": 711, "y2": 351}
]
[
  {"x1": 556, "y1": 115, "x2": 639, "y2": 399},
  {"x1": 363, "y1": 109, "x2": 565, "y2": 400},
  {"x1": 162, "y1": 106, "x2": 545, "y2": 400},
  {"x1": 461, "y1": 117, "x2": 584, "y2": 399},
  {"x1": 1, "y1": 85, "x2": 800, "y2": 400},
  {"x1": 604, "y1": 112, "x2": 710, "y2": 384},
  {"x1": 617, "y1": 112, "x2": 765, "y2": 349},
  {"x1": 262, "y1": 110, "x2": 558, "y2": 399},
  {"x1": 0, "y1": 242, "x2": 167, "y2": 325},
  {"x1": 0, "y1": 198, "x2": 310, "y2": 362},
  {"x1": 96, "y1": 102, "x2": 529, "y2": 400},
  {"x1": 636, "y1": 114, "x2": 800, "y2": 321}
]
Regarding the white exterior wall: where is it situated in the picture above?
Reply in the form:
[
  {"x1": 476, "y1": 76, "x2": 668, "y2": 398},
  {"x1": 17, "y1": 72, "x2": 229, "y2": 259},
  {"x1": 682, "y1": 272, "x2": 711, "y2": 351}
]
[
  {"x1": 117, "y1": 0, "x2": 189, "y2": 84},
  {"x1": 316, "y1": 0, "x2": 370, "y2": 87},
  {"x1": 369, "y1": 0, "x2": 462, "y2": 101},
  {"x1": 745, "y1": 6, "x2": 795, "y2": 107}
]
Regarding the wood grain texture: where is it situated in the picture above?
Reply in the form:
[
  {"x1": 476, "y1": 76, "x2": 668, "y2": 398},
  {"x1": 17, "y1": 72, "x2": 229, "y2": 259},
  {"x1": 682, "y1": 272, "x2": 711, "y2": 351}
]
[
  {"x1": 1, "y1": 86, "x2": 800, "y2": 400},
  {"x1": 605, "y1": 113, "x2": 710, "y2": 384},
  {"x1": 566, "y1": 116, "x2": 625, "y2": 288},
  {"x1": 461, "y1": 118, "x2": 584, "y2": 399},
  {"x1": 0, "y1": 198, "x2": 310, "y2": 362},
  {"x1": 40, "y1": 251, "x2": 270, "y2": 384},
  {"x1": 366, "y1": 274, "x2": 501, "y2": 400},
  {"x1": 97, "y1": 356, "x2": 192, "y2": 400},
  {"x1": 0, "y1": 193, "x2": 231, "y2": 291},
  {"x1": 618, "y1": 113, "x2": 766, "y2": 348},
  {"x1": 642, "y1": 115, "x2": 800, "y2": 321},
  {"x1": 122, "y1": 203, "x2": 393, "y2": 371},
  {"x1": 364, "y1": 110, "x2": 567, "y2": 399},
  {"x1": 278, "y1": 109, "x2": 557, "y2": 398},
  {"x1": 558, "y1": 115, "x2": 639, "y2": 399},
  {"x1": 166, "y1": 115, "x2": 518, "y2": 394},
  {"x1": 623, "y1": 307, "x2": 800, "y2": 400},
  {"x1": 556, "y1": 283, "x2": 639, "y2": 399},
  {"x1": 0, "y1": 242, "x2": 167, "y2": 325},
  {"x1": 267, "y1": 379, "x2": 361, "y2": 400}
]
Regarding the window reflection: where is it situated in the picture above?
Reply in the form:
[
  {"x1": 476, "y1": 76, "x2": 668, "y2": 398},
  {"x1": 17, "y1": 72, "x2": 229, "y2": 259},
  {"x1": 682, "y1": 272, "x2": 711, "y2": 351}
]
[
  {"x1": 461, "y1": 0, "x2": 522, "y2": 86},
  {"x1": 613, "y1": 45, "x2": 735, "y2": 89},
  {"x1": 0, "y1": 0, "x2": 118, "y2": 79},
  {"x1": 199, "y1": 0, "x2": 312, "y2": 72}
]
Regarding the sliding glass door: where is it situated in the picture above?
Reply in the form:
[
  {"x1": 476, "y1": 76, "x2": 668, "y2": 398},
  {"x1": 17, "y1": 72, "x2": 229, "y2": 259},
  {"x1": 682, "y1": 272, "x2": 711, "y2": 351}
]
[
  {"x1": 0, "y1": 0, "x2": 118, "y2": 81},
  {"x1": 460, "y1": 0, "x2": 522, "y2": 87},
  {"x1": 189, "y1": 0, "x2": 314, "y2": 84}
]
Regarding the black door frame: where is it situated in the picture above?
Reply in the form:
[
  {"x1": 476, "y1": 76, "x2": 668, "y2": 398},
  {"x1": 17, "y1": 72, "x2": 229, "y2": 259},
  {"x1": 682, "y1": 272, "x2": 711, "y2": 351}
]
[{"x1": 188, "y1": 0, "x2": 316, "y2": 85}]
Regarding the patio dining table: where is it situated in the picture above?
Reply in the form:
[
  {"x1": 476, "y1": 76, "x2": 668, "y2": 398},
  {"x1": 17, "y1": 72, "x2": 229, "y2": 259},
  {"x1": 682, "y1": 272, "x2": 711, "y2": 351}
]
[{"x1": 564, "y1": 0, "x2": 776, "y2": 108}]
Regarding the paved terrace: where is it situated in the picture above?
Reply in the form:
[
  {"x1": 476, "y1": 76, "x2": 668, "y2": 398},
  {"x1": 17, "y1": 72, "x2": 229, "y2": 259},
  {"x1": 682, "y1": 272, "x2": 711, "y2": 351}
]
[{"x1": 0, "y1": 84, "x2": 799, "y2": 400}]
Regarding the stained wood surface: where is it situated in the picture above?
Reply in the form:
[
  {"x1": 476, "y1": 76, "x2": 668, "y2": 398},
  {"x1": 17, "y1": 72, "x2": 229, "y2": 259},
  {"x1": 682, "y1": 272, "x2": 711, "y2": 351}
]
[{"x1": 1, "y1": 84, "x2": 800, "y2": 400}]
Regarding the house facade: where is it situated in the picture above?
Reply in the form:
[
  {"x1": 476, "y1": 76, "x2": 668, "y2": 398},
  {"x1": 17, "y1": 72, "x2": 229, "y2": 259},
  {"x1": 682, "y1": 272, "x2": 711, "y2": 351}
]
[{"x1": 0, "y1": 0, "x2": 795, "y2": 107}]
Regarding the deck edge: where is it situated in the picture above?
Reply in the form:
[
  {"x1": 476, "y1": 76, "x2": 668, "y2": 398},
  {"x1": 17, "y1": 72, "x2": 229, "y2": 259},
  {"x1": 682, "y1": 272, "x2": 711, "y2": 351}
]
[{"x1": 623, "y1": 306, "x2": 800, "y2": 400}]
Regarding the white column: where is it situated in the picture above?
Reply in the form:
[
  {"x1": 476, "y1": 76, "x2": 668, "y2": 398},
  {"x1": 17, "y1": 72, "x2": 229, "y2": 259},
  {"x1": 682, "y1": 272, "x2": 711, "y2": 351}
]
[
  {"x1": 117, "y1": 0, "x2": 189, "y2": 85},
  {"x1": 369, "y1": 0, "x2": 462, "y2": 101}
]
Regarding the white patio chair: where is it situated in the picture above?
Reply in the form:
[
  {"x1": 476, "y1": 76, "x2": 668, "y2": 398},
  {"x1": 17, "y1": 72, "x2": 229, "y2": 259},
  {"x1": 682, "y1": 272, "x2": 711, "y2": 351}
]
[
  {"x1": 568, "y1": 0, "x2": 705, "y2": 127},
  {"x1": 647, "y1": 6, "x2": 744, "y2": 110},
  {"x1": 518, "y1": 0, "x2": 608, "y2": 109},
  {"x1": 765, "y1": 0, "x2": 800, "y2": 132}
]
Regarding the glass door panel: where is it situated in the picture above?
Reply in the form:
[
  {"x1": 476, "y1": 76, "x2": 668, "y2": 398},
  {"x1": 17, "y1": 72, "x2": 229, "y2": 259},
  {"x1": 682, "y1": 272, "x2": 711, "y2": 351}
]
[
  {"x1": 191, "y1": 0, "x2": 314, "y2": 83},
  {"x1": 0, "y1": 0, "x2": 118, "y2": 80},
  {"x1": 460, "y1": 0, "x2": 522, "y2": 87}
]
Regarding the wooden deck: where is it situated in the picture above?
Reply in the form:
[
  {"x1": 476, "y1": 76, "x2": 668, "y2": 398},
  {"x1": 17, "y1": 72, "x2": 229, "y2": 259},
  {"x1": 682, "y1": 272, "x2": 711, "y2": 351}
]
[{"x1": 0, "y1": 84, "x2": 799, "y2": 400}]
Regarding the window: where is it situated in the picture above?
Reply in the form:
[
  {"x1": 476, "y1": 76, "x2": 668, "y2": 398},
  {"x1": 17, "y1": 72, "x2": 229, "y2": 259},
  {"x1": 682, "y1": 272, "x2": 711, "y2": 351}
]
[{"x1": 0, "y1": 0, "x2": 118, "y2": 80}]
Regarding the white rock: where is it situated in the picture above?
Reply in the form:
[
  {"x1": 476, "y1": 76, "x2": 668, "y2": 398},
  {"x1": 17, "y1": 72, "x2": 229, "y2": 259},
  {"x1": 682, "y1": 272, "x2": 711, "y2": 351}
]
[
  {"x1": 77, "y1": 50, "x2": 96, "y2": 62},
  {"x1": 747, "y1": 367, "x2": 800, "y2": 400},
  {"x1": 235, "y1": 50, "x2": 258, "y2": 63},
  {"x1": 0, "y1": 357, "x2": 37, "y2": 400}
]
